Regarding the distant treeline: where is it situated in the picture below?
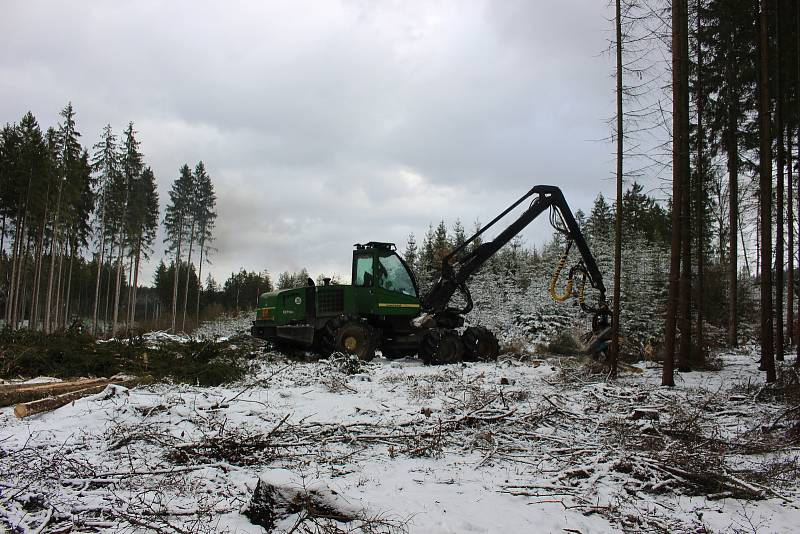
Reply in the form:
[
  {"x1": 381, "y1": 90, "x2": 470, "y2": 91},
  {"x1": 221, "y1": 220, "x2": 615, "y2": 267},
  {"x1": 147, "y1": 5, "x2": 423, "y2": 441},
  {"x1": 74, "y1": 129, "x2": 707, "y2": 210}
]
[{"x1": 0, "y1": 103, "x2": 218, "y2": 336}]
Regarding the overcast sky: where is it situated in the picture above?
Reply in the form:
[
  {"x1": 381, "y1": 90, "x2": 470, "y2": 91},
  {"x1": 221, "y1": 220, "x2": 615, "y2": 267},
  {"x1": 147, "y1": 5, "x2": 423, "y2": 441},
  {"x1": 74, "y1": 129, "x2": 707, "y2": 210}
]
[{"x1": 1, "y1": 0, "x2": 628, "y2": 285}]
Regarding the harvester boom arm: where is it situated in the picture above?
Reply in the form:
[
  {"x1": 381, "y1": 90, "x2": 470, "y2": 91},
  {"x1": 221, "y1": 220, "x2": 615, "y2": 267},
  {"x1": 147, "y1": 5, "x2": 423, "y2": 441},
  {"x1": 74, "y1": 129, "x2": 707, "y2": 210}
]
[{"x1": 421, "y1": 185, "x2": 607, "y2": 318}]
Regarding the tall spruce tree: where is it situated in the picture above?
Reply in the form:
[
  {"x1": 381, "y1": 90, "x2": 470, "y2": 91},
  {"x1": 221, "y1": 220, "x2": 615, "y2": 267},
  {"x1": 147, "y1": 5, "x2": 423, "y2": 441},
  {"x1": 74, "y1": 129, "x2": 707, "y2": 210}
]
[
  {"x1": 44, "y1": 103, "x2": 82, "y2": 333},
  {"x1": 127, "y1": 165, "x2": 159, "y2": 329},
  {"x1": 164, "y1": 164, "x2": 193, "y2": 332},
  {"x1": 193, "y1": 162, "x2": 216, "y2": 324},
  {"x1": 90, "y1": 125, "x2": 119, "y2": 335}
]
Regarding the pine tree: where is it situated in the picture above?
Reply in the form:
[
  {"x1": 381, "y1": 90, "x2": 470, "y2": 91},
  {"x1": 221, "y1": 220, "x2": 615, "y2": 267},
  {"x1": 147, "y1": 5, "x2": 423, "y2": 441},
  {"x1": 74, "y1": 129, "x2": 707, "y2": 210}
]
[
  {"x1": 179, "y1": 164, "x2": 199, "y2": 331},
  {"x1": 587, "y1": 194, "x2": 614, "y2": 242},
  {"x1": 110, "y1": 122, "x2": 144, "y2": 336},
  {"x1": 164, "y1": 164, "x2": 193, "y2": 332},
  {"x1": 402, "y1": 233, "x2": 418, "y2": 276},
  {"x1": 193, "y1": 162, "x2": 216, "y2": 324},
  {"x1": 419, "y1": 224, "x2": 436, "y2": 291},
  {"x1": 62, "y1": 150, "x2": 94, "y2": 327},
  {"x1": 127, "y1": 166, "x2": 158, "y2": 329},
  {"x1": 44, "y1": 103, "x2": 82, "y2": 333},
  {"x1": 432, "y1": 221, "x2": 450, "y2": 268},
  {"x1": 452, "y1": 219, "x2": 467, "y2": 249},
  {"x1": 90, "y1": 125, "x2": 118, "y2": 335}
]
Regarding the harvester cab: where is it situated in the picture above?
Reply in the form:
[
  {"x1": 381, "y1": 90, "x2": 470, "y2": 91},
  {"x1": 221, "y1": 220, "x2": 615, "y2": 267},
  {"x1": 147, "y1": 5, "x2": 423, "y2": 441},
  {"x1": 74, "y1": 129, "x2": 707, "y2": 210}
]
[{"x1": 352, "y1": 242, "x2": 419, "y2": 299}]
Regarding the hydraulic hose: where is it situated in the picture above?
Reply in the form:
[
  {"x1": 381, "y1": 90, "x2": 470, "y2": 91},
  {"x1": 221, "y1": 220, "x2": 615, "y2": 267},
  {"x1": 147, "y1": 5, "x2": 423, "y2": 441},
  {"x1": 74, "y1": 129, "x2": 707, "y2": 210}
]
[{"x1": 549, "y1": 240, "x2": 574, "y2": 302}]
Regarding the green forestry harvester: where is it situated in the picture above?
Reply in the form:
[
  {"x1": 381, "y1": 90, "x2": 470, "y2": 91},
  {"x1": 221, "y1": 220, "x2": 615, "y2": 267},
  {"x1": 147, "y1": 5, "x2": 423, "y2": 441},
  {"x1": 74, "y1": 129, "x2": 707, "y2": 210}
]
[{"x1": 251, "y1": 185, "x2": 612, "y2": 364}]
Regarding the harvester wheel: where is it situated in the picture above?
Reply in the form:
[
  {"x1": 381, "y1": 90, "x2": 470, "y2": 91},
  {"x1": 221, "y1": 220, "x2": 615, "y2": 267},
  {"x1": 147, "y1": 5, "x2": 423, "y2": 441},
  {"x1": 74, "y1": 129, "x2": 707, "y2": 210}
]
[
  {"x1": 322, "y1": 315, "x2": 377, "y2": 361},
  {"x1": 421, "y1": 328, "x2": 464, "y2": 365},
  {"x1": 461, "y1": 326, "x2": 500, "y2": 362}
]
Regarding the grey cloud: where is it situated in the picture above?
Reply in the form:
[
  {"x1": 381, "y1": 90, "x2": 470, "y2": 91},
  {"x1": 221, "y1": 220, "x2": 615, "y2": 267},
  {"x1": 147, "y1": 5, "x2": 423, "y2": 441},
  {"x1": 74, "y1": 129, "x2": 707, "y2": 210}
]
[{"x1": 1, "y1": 0, "x2": 631, "y2": 284}]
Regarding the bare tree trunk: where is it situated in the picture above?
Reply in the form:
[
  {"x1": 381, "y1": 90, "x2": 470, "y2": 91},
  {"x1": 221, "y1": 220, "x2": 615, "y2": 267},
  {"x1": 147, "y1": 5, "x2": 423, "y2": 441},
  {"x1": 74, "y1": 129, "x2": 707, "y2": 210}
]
[
  {"x1": 0, "y1": 214, "x2": 5, "y2": 297},
  {"x1": 775, "y1": 1, "x2": 785, "y2": 361},
  {"x1": 54, "y1": 239, "x2": 65, "y2": 330},
  {"x1": 695, "y1": 0, "x2": 705, "y2": 364},
  {"x1": 6, "y1": 214, "x2": 22, "y2": 327},
  {"x1": 16, "y1": 233, "x2": 32, "y2": 329},
  {"x1": 92, "y1": 201, "x2": 107, "y2": 336},
  {"x1": 663, "y1": 0, "x2": 689, "y2": 387},
  {"x1": 725, "y1": 24, "x2": 746, "y2": 347},
  {"x1": 43, "y1": 179, "x2": 64, "y2": 334},
  {"x1": 609, "y1": 0, "x2": 623, "y2": 379},
  {"x1": 131, "y1": 239, "x2": 141, "y2": 328},
  {"x1": 10, "y1": 215, "x2": 27, "y2": 330},
  {"x1": 111, "y1": 236, "x2": 124, "y2": 337},
  {"x1": 737, "y1": 214, "x2": 751, "y2": 278},
  {"x1": 171, "y1": 217, "x2": 183, "y2": 333},
  {"x1": 678, "y1": 111, "x2": 692, "y2": 371},
  {"x1": 29, "y1": 228, "x2": 42, "y2": 331},
  {"x1": 788, "y1": 126, "x2": 794, "y2": 345},
  {"x1": 92, "y1": 241, "x2": 105, "y2": 334},
  {"x1": 28, "y1": 194, "x2": 47, "y2": 331},
  {"x1": 104, "y1": 239, "x2": 114, "y2": 334},
  {"x1": 64, "y1": 241, "x2": 74, "y2": 326},
  {"x1": 125, "y1": 253, "x2": 134, "y2": 332},
  {"x1": 195, "y1": 240, "x2": 204, "y2": 324},
  {"x1": 181, "y1": 221, "x2": 195, "y2": 332},
  {"x1": 796, "y1": 3, "x2": 800, "y2": 363},
  {"x1": 758, "y1": 0, "x2": 775, "y2": 382}
]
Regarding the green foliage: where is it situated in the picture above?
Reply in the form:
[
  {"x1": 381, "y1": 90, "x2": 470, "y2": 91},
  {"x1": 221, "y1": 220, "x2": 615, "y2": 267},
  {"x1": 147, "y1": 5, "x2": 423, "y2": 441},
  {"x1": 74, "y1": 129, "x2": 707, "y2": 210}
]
[
  {"x1": 222, "y1": 269, "x2": 273, "y2": 309},
  {"x1": 153, "y1": 260, "x2": 200, "y2": 311},
  {"x1": 163, "y1": 164, "x2": 194, "y2": 253},
  {"x1": 546, "y1": 330, "x2": 583, "y2": 356},
  {"x1": 276, "y1": 268, "x2": 309, "y2": 290},
  {"x1": 402, "y1": 233, "x2": 418, "y2": 276},
  {"x1": 0, "y1": 328, "x2": 251, "y2": 386}
]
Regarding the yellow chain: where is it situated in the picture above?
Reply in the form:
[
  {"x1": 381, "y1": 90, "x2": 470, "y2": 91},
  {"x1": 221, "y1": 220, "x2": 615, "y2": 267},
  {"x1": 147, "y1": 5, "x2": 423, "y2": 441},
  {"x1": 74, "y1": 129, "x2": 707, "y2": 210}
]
[{"x1": 549, "y1": 241, "x2": 574, "y2": 302}]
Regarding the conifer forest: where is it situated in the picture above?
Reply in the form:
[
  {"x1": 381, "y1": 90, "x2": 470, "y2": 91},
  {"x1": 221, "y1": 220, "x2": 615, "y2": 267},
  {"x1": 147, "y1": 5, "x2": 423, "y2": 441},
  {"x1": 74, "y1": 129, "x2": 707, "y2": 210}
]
[{"x1": 1, "y1": 1, "x2": 799, "y2": 533}]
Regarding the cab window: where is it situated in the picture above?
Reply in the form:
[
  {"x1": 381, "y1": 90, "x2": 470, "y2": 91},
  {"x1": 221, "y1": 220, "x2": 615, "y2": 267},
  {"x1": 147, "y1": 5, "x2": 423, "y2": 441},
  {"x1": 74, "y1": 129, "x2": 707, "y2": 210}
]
[
  {"x1": 354, "y1": 255, "x2": 374, "y2": 286},
  {"x1": 377, "y1": 253, "x2": 417, "y2": 296}
]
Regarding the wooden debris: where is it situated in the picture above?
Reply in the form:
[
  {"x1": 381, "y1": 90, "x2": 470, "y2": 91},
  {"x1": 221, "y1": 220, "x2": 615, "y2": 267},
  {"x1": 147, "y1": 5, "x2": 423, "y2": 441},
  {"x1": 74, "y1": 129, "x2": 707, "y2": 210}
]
[{"x1": 629, "y1": 408, "x2": 660, "y2": 421}]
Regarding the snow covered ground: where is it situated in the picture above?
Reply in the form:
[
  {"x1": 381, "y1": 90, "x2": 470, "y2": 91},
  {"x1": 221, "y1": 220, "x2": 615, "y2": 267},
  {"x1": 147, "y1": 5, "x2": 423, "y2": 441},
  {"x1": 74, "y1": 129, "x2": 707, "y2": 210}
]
[{"x1": 1, "y1": 333, "x2": 798, "y2": 533}]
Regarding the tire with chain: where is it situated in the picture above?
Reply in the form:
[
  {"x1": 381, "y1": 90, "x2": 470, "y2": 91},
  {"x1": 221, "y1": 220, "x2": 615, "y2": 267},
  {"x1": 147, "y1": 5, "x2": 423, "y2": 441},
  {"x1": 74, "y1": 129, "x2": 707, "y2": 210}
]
[
  {"x1": 321, "y1": 315, "x2": 377, "y2": 361},
  {"x1": 461, "y1": 326, "x2": 500, "y2": 362},
  {"x1": 420, "y1": 328, "x2": 464, "y2": 365}
]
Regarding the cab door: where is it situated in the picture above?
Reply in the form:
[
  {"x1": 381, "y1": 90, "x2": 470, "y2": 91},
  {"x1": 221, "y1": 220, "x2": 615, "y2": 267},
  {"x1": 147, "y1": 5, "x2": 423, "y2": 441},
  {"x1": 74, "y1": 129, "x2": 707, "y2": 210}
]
[{"x1": 371, "y1": 252, "x2": 420, "y2": 316}]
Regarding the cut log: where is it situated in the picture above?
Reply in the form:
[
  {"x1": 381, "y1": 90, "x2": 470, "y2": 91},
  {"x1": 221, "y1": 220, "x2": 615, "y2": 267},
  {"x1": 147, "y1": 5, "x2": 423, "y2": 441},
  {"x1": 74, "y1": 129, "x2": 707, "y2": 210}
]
[
  {"x1": 0, "y1": 378, "x2": 113, "y2": 407},
  {"x1": 14, "y1": 383, "x2": 128, "y2": 419}
]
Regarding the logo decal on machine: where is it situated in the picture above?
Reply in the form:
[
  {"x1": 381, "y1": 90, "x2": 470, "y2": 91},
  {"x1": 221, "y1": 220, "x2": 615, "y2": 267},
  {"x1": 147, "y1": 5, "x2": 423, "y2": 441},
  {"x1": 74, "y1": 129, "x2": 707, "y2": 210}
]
[{"x1": 295, "y1": 297, "x2": 302, "y2": 305}]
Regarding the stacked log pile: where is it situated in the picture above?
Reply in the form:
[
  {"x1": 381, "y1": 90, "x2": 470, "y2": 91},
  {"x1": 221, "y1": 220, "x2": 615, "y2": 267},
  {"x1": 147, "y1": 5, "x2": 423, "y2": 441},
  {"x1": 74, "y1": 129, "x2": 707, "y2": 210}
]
[{"x1": 0, "y1": 378, "x2": 129, "y2": 419}]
